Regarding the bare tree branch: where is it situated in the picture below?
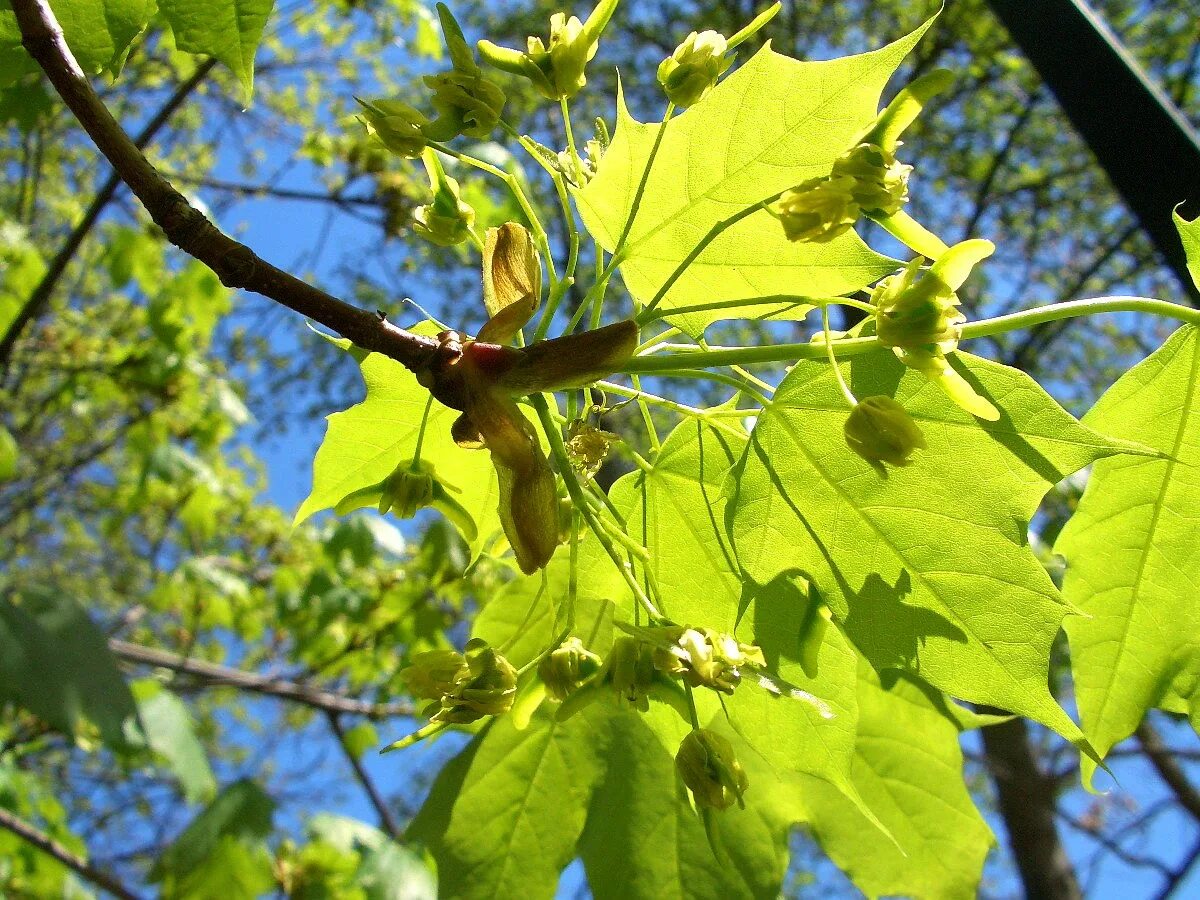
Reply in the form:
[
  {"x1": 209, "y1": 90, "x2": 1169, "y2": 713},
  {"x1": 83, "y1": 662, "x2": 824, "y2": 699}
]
[
  {"x1": 328, "y1": 712, "x2": 401, "y2": 839},
  {"x1": 0, "y1": 807, "x2": 140, "y2": 900},
  {"x1": 1153, "y1": 834, "x2": 1200, "y2": 900},
  {"x1": 1137, "y1": 719, "x2": 1200, "y2": 824},
  {"x1": 109, "y1": 640, "x2": 413, "y2": 720},
  {"x1": 10, "y1": 0, "x2": 440, "y2": 374}
]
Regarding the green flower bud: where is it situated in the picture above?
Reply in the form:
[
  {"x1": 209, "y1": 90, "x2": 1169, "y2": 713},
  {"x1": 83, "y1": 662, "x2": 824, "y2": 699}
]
[
  {"x1": 651, "y1": 626, "x2": 765, "y2": 695},
  {"x1": 432, "y1": 638, "x2": 518, "y2": 724},
  {"x1": 675, "y1": 728, "x2": 749, "y2": 810},
  {"x1": 539, "y1": 637, "x2": 604, "y2": 701},
  {"x1": 771, "y1": 175, "x2": 860, "y2": 243},
  {"x1": 565, "y1": 420, "x2": 619, "y2": 479},
  {"x1": 478, "y1": 0, "x2": 619, "y2": 101},
  {"x1": 873, "y1": 258, "x2": 963, "y2": 351},
  {"x1": 356, "y1": 98, "x2": 428, "y2": 158},
  {"x1": 401, "y1": 649, "x2": 467, "y2": 702},
  {"x1": 844, "y1": 395, "x2": 927, "y2": 469},
  {"x1": 657, "y1": 30, "x2": 733, "y2": 107},
  {"x1": 412, "y1": 149, "x2": 476, "y2": 247},
  {"x1": 830, "y1": 142, "x2": 911, "y2": 215},
  {"x1": 606, "y1": 635, "x2": 658, "y2": 711},
  {"x1": 422, "y1": 69, "x2": 507, "y2": 142}
]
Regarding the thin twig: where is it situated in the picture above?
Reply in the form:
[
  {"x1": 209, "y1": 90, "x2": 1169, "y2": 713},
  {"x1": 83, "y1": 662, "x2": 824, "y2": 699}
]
[
  {"x1": 328, "y1": 712, "x2": 401, "y2": 839},
  {"x1": 9, "y1": 0, "x2": 439, "y2": 373},
  {"x1": 109, "y1": 640, "x2": 413, "y2": 720},
  {"x1": 1137, "y1": 719, "x2": 1200, "y2": 824},
  {"x1": 0, "y1": 807, "x2": 140, "y2": 900}
]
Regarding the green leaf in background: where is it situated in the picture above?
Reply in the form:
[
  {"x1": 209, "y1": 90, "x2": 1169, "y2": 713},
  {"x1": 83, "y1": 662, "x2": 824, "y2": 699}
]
[
  {"x1": 151, "y1": 779, "x2": 276, "y2": 899},
  {"x1": 158, "y1": 0, "x2": 275, "y2": 102},
  {"x1": 131, "y1": 679, "x2": 216, "y2": 804},
  {"x1": 727, "y1": 348, "x2": 1146, "y2": 746},
  {"x1": 411, "y1": 703, "x2": 799, "y2": 900},
  {"x1": 0, "y1": 0, "x2": 152, "y2": 80},
  {"x1": 297, "y1": 332, "x2": 501, "y2": 563},
  {"x1": 1056, "y1": 325, "x2": 1200, "y2": 766},
  {"x1": 798, "y1": 658, "x2": 993, "y2": 899},
  {"x1": 0, "y1": 220, "x2": 46, "y2": 334},
  {"x1": 0, "y1": 425, "x2": 15, "y2": 481},
  {"x1": 0, "y1": 589, "x2": 139, "y2": 750},
  {"x1": 575, "y1": 23, "x2": 936, "y2": 333},
  {"x1": 1177, "y1": 209, "x2": 1200, "y2": 288},
  {"x1": 304, "y1": 814, "x2": 437, "y2": 900}
]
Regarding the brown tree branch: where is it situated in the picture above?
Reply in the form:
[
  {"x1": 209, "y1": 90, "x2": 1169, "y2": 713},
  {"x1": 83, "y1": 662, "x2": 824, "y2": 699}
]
[
  {"x1": 979, "y1": 714, "x2": 1082, "y2": 900},
  {"x1": 328, "y1": 712, "x2": 401, "y2": 839},
  {"x1": 108, "y1": 640, "x2": 413, "y2": 720},
  {"x1": 0, "y1": 807, "x2": 140, "y2": 900},
  {"x1": 10, "y1": 0, "x2": 439, "y2": 374},
  {"x1": 1137, "y1": 719, "x2": 1200, "y2": 824}
]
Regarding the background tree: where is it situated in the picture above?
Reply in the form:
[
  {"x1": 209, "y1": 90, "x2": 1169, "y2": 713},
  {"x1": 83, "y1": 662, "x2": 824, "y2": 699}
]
[{"x1": 0, "y1": 0, "x2": 1198, "y2": 897}]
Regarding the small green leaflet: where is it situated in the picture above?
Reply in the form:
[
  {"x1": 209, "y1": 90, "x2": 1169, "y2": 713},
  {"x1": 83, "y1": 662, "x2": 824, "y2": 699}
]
[
  {"x1": 297, "y1": 331, "x2": 502, "y2": 563},
  {"x1": 1177, "y1": 209, "x2": 1200, "y2": 288},
  {"x1": 797, "y1": 659, "x2": 993, "y2": 900},
  {"x1": 727, "y1": 348, "x2": 1149, "y2": 748},
  {"x1": 131, "y1": 679, "x2": 216, "y2": 804},
  {"x1": 0, "y1": 588, "x2": 140, "y2": 750},
  {"x1": 575, "y1": 22, "x2": 937, "y2": 333},
  {"x1": 158, "y1": 0, "x2": 275, "y2": 102},
  {"x1": 0, "y1": 424, "x2": 15, "y2": 480},
  {"x1": 0, "y1": 0, "x2": 153, "y2": 80},
  {"x1": 1056, "y1": 325, "x2": 1200, "y2": 767}
]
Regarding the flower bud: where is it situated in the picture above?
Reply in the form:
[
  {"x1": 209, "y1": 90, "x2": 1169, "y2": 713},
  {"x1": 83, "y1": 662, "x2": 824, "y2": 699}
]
[
  {"x1": 830, "y1": 142, "x2": 911, "y2": 215},
  {"x1": 844, "y1": 395, "x2": 927, "y2": 469},
  {"x1": 657, "y1": 30, "x2": 733, "y2": 107},
  {"x1": 432, "y1": 638, "x2": 518, "y2": 724},
  {"x1": 675, "y1": 728, "x2": 749, "y2": 810},
  {"x1": 412, "y1": 150, "x2": 476, "y2": 247},
  {"x1": 539, "y1": 637, "x2": 604, "y2": 701},
  {"x1": 565, "y1": 420, "x2": 619, "y2": 479},
  {"x1": 478, "y1": 0, "x2": 618, "y2": 100},
  {"x1": 873, "y1": 258, "x2": 963, "y2": 351},
  {"x1": 651, "y1": 626, "x2": 765, "y2": 695},
  {"x1": 771, "y1": 176, "x2": 861, "y2": 243},
  {"x1": 606, "y1": 636, "x2": 658, "y2": 711},
  {"x1": 423, "y1": 70, "x2": 506, "y2": 142},
  {"x1": 356, "y1": 98, "x2": 428, "y2": 158},
  {"x1": 401, "y1": 649, "x2": 467, "y2": 702}
]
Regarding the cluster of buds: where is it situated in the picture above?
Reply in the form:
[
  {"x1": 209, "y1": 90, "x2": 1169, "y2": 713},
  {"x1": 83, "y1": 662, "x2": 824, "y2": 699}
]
[
  {"x1": 402, "y1": 638, "x2": 518, "y2": 725},
  {"x1": 675, "y1": 728, "x2": 749, "y2": 810},
  {"x1": 872, "y1": 238, "x2": 999, "y2": 420},
  {"x1": 358, "y1": 4, "x2": 505, "y2": 158},
  {"x1": 478, "y1": 0, "x2": 619, "y2": 101},
  {"x1": 412, "y1": 149, "x2": 475, "y2": 247},
  {"x1": 844, "y1": 395, "x2": 927, "y2": 470},
  {"x1": 616, "y1": 623, "x2": 765, "y2": 695},
  {"x1": 656, "y1": 4, "x2": 780, "y2": 107},
  {"x1": 771, "y1": 68, "x2": 954, "y2": 244},
  {"x1": 771, "y1": 142, "x2": 911, "y2": 243},
  {"x1": 418, "y1": 221, "x2": 638, "y2": 573}
]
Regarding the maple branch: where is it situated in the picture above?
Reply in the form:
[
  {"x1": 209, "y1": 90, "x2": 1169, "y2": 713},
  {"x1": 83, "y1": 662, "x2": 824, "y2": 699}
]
[
  {"x1": 10, "y1": 0, "x2": 439, "y2": 372},
  {"x1": 1137, "y1": 719, "x2": 1200, "y2": 824},
  {"x1": 328, "y1": 712, "x2": 401, "y2": 839},
  {"x1": 108, "y1": 640, "x2": 413, "y2": 720},
  {"x1": 0, "y1": 807, "x2": 139, "y2": 900}
]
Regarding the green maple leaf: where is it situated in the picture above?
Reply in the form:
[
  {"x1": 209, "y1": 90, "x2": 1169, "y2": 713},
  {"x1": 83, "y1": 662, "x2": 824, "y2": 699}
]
[
  {"x1": 798, "y1": 658, "x2": 993, "y2": 900},
  {"x1": 726, "y1": 348, "x2": 1150, "y2": 748},
  {"x1": 295, "y1": 333, "x2": 501, "y2": 563},
  {"x1": 575, "y1": 22, "x2": 936, "y2": 334},
  {"x1": 158, "y1": 0, "x2": 274, "y2": 102},
  {"x1": 1056, "y1": 324, "x2": 1200, "y2": 763},
  {"x1": 408, "y1": 702, "x2": 798, "y2": 900}
]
